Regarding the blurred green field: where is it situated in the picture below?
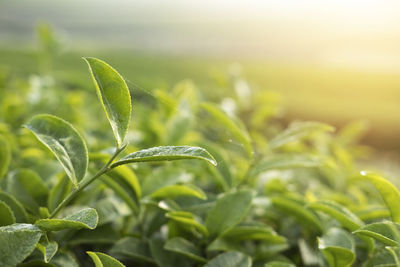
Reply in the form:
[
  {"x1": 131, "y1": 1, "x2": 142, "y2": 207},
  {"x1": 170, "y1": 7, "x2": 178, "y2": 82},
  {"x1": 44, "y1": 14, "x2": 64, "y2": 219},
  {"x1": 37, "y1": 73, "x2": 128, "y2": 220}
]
[{"x1": 1, "y1": 48, "x2": 399, "y2": 152}]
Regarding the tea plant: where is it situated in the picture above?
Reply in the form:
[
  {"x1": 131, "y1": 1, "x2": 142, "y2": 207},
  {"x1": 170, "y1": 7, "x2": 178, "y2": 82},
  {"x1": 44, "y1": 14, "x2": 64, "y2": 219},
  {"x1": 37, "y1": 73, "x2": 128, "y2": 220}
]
[{"x1": 0, "y1": 54, "x2": 400, "y2": 267}]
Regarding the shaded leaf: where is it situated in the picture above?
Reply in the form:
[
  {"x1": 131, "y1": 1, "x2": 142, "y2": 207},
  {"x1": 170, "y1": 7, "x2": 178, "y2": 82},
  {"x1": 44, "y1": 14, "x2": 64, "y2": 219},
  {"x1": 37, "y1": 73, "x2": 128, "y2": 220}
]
[
  {"x1": 0, "y1": 201, "x2": 15, "y2": 226},
  {"x1": 110, "y1": 237, "x2": 155, "y2": 264},
  {"x1": 37, "y1": 241, "x2": 58, "y2": 263},
  {"x1": 107, "y1": 165, "x2": 141, "y2": 201},
  {"x1": 269, "y1": 121, "x2": 334, "y2": 149},
  {"x1": 204, "y1": 251, "x2": 252, "y2": 267},
  {"x1": 0, "y1": 192, "x2": 28, "y2": 222},
  {"x1": 318, "y1": 228, "x2": 355, "y2": 267},
  {"x1": 101, "y1": 177, "x2": 139, "y2": 214},
  {"x1": 206, "y1": 190, "x2": 253, "y2": 237},
  {"x1": 84, "y1": 57, "x2": 131, "y2": 147},
  {"x1": 0, "y1": 224, "x2": 43, "y2": 266},
  {"x1": 35, "y1": 208, "x2": 98, "y2": 231},
  {"x1": 166, "y1": 211, "x2": 208, "y2": 236},
  {"x1": 0, "y1": 134, "x2": 11, "y2": 179},
  {"x1": 87, "y1": 251, "x2": 125, "y2": 267},
  {"x1": 164, "y1": 237, "x2": 206, "y2": 263},
  {"x1": 111, "y1": 146, "x2": 217, "y2": 168},
  {"x1": 353, "y1": 221, "x2": 400, "y2": 246},
  {"x1": 47, "y1": 174, "x2": 72, "y2": 212},
  {"x1": 25, "y1": 114, "x2": 88, "y2": 185},
  {"x1": 222, "y1": 224, "x2": 287, "y2": 243}
]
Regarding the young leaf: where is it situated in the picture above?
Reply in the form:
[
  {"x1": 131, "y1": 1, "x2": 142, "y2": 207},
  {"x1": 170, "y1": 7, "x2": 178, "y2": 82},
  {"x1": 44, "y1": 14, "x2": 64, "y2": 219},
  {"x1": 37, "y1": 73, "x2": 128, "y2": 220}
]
[
  {"x1": 37, "y1": 241, "x2": 58, "y2": 263},
  {"x1": 151, "y1": 184, "x2": 206, "y2": 200},
  {"x1": 87, "y1": 251, "x2": 126, "y2": 267},
  {"x1": 111, "y1": 146, "x2": 217, "y2": 168},
  {"x1": 35, "y1": 208, "x2": 98, "y2": 231},
  {"x1": 164, "y1": 237, "x2": 206, "y2": 263},
  {"x1": 353, "y1": 221, "x2": 400, "y2": 246},
  {"x1": 318, "y1": 228, "x2": 355, "y2": 267},
  {"x1": 359, "y1": 171, "x2": 400, "y2": 223},
  {"x1": 269, "y1": 121, "x2": 334, "y2": 149},
  {"x1": 0, "y1": 134, "x2": 11, "y2": 179},
  {"x1": 0, "y1": 201, "x2": 15, "y2": 226},
  {"x1": 204, "y1": 251, "x2": 252, "y2": 267},
  {"x1": 8, "y1": 169, "x2": 49, "y2": 213},
  {"x1": 0, "y1": 224, "x2": 43, "y2": 266},
  {"x1": 0, "y1": 192, "x2": 28, "y2": 222},
  {"x1": 106, "y1": 165, "x2": 141, "y2": 201},
  {"x1": 166, "y1": 211, "x2": 208, "y2": 236},
  {"x1": 206, "y1": 190, "x2": 253, "y2": 237},
  {"x1": 271, "y1": 196, "x2": 323, "y2": 234},
  {"x1": 24, "y1": 114, "x2": 88, "y2": 186},
  {"x1": 83, "y1": 57, "x2": 131, "y2": 147},
  {"x1": 201, "y1": 102, "x2": 253, "y2": 158},
  {"x1": 221, "y1": 225, "x2": 287, "y2": 243},
  {"x1": 309, "y1": 200, "x2": 364, "y2": 231}
]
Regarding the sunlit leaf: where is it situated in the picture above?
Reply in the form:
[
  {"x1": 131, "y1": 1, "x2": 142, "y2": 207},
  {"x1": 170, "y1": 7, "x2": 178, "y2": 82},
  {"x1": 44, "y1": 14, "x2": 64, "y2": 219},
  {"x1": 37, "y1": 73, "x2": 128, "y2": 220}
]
[
  {"x1": 0, "y1": 224, "x2": 43, "y2": 266},
  {"x1": 25, "y1": 114, "x2": 88, "y2": 185},
  {"x1": 87, "y1": 251, "x2": 125, "y2": 267},
  {"x1": 151, "y1": 184, "x2": 206, "y2": 200},
  {"x1": 35, "y1": 208, "x2": 98, "y2": 231},
  {"x1": 353, "y1": 221, "x2": 400, "y2": 246},
  {"x1": 84, "y1": 57, "x2": 131, "y2": 147},
  {"x1": 111, "y1": 146, "x2": 217, "y2": 168},
  {"x1": 318, "y1": 228, "x2": 355, "y2": 267},
  {"x1": 166, "y1": 211, "x2": 208, "y2": 236}
]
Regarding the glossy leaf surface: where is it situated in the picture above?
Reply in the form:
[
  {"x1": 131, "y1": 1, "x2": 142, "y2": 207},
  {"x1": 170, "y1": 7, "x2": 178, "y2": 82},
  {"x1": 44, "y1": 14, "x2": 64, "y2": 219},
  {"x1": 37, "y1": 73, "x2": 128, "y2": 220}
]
[{"x1": 35, "y1": 208, "x2": 98, "y2": 231}]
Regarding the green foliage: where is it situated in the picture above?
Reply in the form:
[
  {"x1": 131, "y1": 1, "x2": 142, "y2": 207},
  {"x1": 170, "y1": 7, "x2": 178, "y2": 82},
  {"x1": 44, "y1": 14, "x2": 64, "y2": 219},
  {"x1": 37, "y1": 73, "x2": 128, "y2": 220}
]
[{"x1": 1, "y1": 46, "x2": 399, "y2": 266}]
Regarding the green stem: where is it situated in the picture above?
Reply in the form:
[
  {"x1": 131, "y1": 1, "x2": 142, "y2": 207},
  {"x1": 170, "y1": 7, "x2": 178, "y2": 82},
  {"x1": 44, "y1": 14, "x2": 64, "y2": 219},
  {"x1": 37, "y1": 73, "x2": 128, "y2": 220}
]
[{"x1": 49, "y1": 145, "x2": 126, "y2": 218}]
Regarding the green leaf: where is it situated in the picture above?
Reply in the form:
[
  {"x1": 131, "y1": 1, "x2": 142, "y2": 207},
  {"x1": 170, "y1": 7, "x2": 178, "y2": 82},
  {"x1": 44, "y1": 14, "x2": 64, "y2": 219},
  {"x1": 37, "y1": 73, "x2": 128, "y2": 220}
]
[
  {"x1": 87, "y1": 251, "x2": 126, "y2": 267},
  {"x1": 356, "y1": 206, "x2": 390, "y2": 221},
  {"x1": 107, "y1": 165, "x2": 141, "y2": 201},
  {"x1": 264, "y1": 262, "x2": 295, "y2": 267},
  {"x1": 166, "y1": 211, "x2": 208, "y2": 236},
  {"x1": 204, "y1": 251, "x2": 252, "y2": 267},
  {"x1": 0, "y1": 224, "x2": 43, "y2": 266},
  {"x1": 0, "y1": 192, "x2": 28, "y2": 222},
  {"x1": 271, "y1": 196, "x2": 323, "y2": 234},
  {"x1": 269, "y1": 121, "x2": 334, "y2": 149},
  {"x1": 0, "y1": 134, "x2": 11, "y2": 179},
  {"x1": 101, "y1": 177, "x2": 139, "y2": 214},
  {"x1": 250, "y1": 154, "x2": 325, "y2": 177},
  {"x1": 353, "y1": 221, "x2": 400, "y2": 246},
  {"x1": 318, "y1": 228, "x2": 355, "y2": 267},
  {"x1": 386, "y1": 247, "x2": 400, "y2": 267},
  {"x1": 37, "y1": 241, "x2": 58, "y2": 263},
  {"x1": 359, "y1": 171, "x2": 400, "y2": 223},
  {"x1": 0, "y1": 201, "x2": 15, "y2": 226},
  {"x1": 309, "y1": 200, "x2": 364, "y2": 231},
  {"x1": 206, "y1": 190, "x2": 253, "y2": 237},
  {"x1": 17, "y1": 260, "x2": 56, "y2": 266},
  {"x1": 35, "y1": 208, "x2": 98, "y2": 231},
  {"x1": 69, "y1": 224, "x2": 119, "y2": 245},
  {"x1": 201, "y1": 102, "x2": 253, "y2": 158},
  {"x1": 83, "y1": 57, "x2": 131, "y2": 147},
  {"x1": 164, "y1": 237, "x2": 206, "y2": 263},
  {"x1": 111, "y1": 146, "x2": 217, "y2": 168},
  {"x1": 47, "y1": 174, "x2": 72, "y2": 212},
  {"x1": 110, "y1": 237, "x2": 155, "y2": 264},
  {"x1": 149, "y1": 239, "x2": 191, "y2": 267},
  {"x1": 222, "y1": 224, "x2": 287, "y2": 243},
  {"x1": 8, "y1": 169, "x2": 49, "y2": 213},
  {"x1": 151, "y1": 184, "x2": 206, "y2": 200},
  {"x1": 24, "y1": 114, "x2": 88, "y2": 186}
]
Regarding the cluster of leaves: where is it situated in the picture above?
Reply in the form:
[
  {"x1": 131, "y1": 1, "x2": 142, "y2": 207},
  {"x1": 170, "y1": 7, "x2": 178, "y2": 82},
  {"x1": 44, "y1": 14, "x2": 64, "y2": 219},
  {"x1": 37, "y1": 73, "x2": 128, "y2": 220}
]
[{"x1": 1, "y1": 49, "x2": 400, "y2": 266}]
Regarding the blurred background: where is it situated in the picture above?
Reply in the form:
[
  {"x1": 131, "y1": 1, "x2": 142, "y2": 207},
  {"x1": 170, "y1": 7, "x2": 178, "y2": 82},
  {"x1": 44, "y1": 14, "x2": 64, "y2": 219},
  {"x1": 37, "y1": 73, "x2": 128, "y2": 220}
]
[{"x1": 1, "y1": 0, "x2": 400, "y2": 156}]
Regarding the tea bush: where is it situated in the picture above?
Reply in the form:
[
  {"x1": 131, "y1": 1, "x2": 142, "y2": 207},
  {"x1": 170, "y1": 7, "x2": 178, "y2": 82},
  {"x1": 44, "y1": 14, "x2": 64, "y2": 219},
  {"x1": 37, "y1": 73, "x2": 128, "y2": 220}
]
[{"x1": 0, "y1": 54, "x2": 400, "y2": 267}]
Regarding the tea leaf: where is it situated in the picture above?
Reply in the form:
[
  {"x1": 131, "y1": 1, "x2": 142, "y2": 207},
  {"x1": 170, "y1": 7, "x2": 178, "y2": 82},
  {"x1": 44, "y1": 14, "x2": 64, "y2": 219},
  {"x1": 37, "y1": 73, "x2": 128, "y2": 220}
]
[
  {"x1": 8, "y1": 169, "x2": 49, "y2": 213},
  {"x1": 87, "y1": 251, "x2": 125, "y2": 267},
  {"x1": 47, "y1": 175, "x2": 72, "y2": 212},
  {"x1": 164, "y1": 237, "x2": 206, "y2": 263},
  {"x1": 201, "y1": 102, "x2": 253, "y2": 158},
  {"x1": 35, "y1": 208, "x2": 98, "y2": 231},
  {"x1": 359, "y1": 171, "x2": 400, "y2": 223},
  {"x1": 111, "y1": 146, "x2": 217, "y2": 168},
  {"x1": 151, "y1": 185, "x2": 206, "y2": 200},
  {"x1": 101, "y1": 177, "x2": 139, "y2": 214},
  {"x1": 318, "y1": 228, "x2": 355, "y2": 267},
  {"x1": 269, "y1": 121, "x2": 334, "y2": 149},
  {"x1": 83, "y1": 57, "x2": 131, "y2": 147},
  {"x1": 0, "y1": 201, "x2": 15, "y2": 226},
  {"x1": 0, "y1": 192, "x2": 28, "y2": 222},
  {"x1": 107, "y1": 165, "x2": 141, "y2": 201},
  {"x1": 206, "y1": 190, "x2": 253, "y2": 237},
  {"x1": 204, "y1": 251, "x2": 252, "y2": 267},
  {"x1": 353, "y1": 221, "x2": 400, "y2": 246},
  {"x1": 271, "y1": 196, "x2": 323, "y2": 234},
  {"x1": 37, "y1": 241, "x2": 58, "y2": 263},
  {"x1": 0, "y1": 134, "x2": 11, "y2": 179},
  {"x1": 0, "y1": 224, "x2": 43, "y2": 266},
  {"x1": 25, "y1": 114, "x2": 88, "y2": 186},
  {"x1": 166, "y1": 211, "x2": 208, "y2": 236},
  {"x1": 264, "y1": 262, "x2": 295, "y2": 267},
  {"x1": 110, "y1": 237, "x2": 155, "y2": 264},
  {"x1": 222, "y1": 225, "x2": 287, "y2": 243},
  {"x1": 309, "y1": 200, "x2": 364, "y2": 231}
]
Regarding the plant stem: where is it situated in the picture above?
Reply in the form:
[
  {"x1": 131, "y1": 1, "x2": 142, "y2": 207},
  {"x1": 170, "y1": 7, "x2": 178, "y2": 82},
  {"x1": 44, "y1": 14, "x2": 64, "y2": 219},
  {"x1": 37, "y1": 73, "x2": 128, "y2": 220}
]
[{"x1": 49, "y1": 145, "x2": 126, "y2": 218}]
